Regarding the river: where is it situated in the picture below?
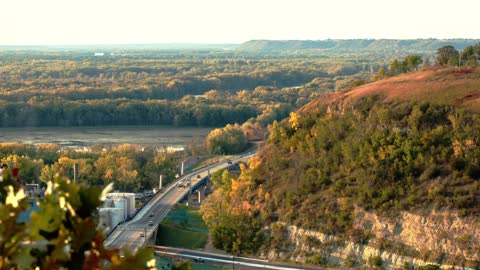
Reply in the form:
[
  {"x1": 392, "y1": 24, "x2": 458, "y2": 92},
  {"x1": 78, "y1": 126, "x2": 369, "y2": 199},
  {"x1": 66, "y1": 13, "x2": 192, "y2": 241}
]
[{"x1": 0, "y1": 126, "x2": 213, "y2": 150}]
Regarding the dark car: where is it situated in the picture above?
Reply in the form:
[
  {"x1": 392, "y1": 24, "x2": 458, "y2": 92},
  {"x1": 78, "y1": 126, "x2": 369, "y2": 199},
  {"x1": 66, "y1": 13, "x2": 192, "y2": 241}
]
[
  {"x1": 197, "y1": 174, "x2": 201, "y2": 179},
  {"x1": 227, "y1": 159, "x2": 232, "y2": 164},
  {"x1": 149, "y1": 212, "x2": 154, "y2": 217},
  {"x1": 194, "y1": 257, "x2": 204, "y2": 263}
]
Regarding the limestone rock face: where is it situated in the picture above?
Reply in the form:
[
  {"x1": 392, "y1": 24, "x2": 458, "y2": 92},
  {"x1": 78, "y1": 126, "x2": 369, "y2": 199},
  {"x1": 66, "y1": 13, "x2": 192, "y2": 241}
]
[
  {"x1": 269, "y1": 209, "x2": 479, "y2": 269},
  {"x1": 353, "y1": 208, "x2": 480, "y2": 262}
]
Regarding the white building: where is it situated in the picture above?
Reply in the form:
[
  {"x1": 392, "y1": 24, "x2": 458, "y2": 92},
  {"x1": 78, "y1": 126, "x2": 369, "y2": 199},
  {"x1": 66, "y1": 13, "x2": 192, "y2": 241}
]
[{"x1": 98, "y1": 193, "x2": 136, "y2": 235}]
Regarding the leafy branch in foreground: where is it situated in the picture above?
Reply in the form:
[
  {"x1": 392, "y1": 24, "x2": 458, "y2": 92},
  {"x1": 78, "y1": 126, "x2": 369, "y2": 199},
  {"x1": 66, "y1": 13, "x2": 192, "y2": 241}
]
[{"x1": 0, "y1": 168, "x2": 154, "y2": 270}]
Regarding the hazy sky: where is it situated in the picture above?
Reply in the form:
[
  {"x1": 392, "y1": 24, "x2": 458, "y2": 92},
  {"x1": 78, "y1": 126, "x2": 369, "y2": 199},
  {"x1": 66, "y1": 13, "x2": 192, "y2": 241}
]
[{"x1": 1, "y1": 0, "x2": 479, "y2": 45}]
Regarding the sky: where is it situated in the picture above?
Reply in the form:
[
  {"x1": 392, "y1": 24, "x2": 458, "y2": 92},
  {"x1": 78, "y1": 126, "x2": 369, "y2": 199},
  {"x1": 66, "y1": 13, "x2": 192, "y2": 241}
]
[{"x1": 1, "y1": 0, "x2": 479, "y2": 45}]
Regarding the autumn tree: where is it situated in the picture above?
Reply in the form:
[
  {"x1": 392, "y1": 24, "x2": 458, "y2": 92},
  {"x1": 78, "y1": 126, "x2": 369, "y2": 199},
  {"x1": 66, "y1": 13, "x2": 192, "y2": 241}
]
[
  {"x1": 1, "y1": 155, "x2": 43, "y2": 183},
  {"x1": 206, "y1": 124, "x2": 248, "y2": 154}
]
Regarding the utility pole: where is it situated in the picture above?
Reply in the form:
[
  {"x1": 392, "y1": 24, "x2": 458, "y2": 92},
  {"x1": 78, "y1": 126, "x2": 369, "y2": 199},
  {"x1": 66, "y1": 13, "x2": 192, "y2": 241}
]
[
  {"x1": 188, "y1": 178, "x2": 192, "y2": 204},
  {"x1": 181, "y1": 161, "x2": 184, "y2": 176},
  {"x1": 73, "y1": 163, "x2": 79, "y2": 184},
  {"x1": 459, "y1": 50, "x2": 462, "y2": 69},
  {"x1": 207, "y1": 168, "x2": 210, "y2": 187}
]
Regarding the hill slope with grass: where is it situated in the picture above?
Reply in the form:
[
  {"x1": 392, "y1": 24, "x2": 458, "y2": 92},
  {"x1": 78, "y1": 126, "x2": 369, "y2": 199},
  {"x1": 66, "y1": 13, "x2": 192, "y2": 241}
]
[
  {"x1": 201, "y1": 68, "x2": 480, "y2": 269},
  {"x1": 301, "y1": 67, "x2": 480, "y2": 112}
]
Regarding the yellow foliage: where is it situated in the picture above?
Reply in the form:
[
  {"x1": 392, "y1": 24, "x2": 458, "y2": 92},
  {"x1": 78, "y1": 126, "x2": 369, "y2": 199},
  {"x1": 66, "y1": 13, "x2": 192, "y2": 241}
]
[
  {"x1": 465, "y1": 139, "x2": 475, "y2": 147},
  {"x1": 452, "y1": 140, "x2": 462, "y2": 157},
  {"x1": 289, "y1": 112, "x2": 300, "y2": 130},
  {"x1": 112, "y1": 144, "x2": 141, "y2": 153},
  {"x1": 257, "y1": 187, "x2": 264, "y2": 199},
  {"x1": 239, "y1": 163, "x2": 247, "y2": 172},
  {"x1": 38, "y1": 143, "x2": 59, "y2": 151},
  {"x1": 247, "y1": 156, "x2": 262, "y2": 170},
  {"x1": 230, "y1": 178, "x2": 241, "y2": 194},
  {"x1": 105, "y1": 169, "x2": 114, "y2": 180}
]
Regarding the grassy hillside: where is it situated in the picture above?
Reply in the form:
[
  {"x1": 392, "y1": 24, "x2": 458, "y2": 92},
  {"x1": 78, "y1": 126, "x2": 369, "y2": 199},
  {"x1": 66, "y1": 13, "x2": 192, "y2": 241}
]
[
  {"x1": 301, "y1": 67, "x2": 480, "y2": 113},
  {"x1": 156, "y1": 205, "x2": 208, "y2": 249}
]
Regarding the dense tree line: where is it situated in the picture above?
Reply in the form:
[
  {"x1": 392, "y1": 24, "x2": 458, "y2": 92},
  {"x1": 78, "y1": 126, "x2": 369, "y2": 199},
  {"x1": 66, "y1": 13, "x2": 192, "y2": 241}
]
[
  {"x1": 0, "y1": 143, "x2": 181, "y2": 192},
  {"x1": 436, "y1": 43, "x2": 480, "y2": 67},
  {"x1": 0, "y1": 97, "x2": 258, "y2": 127},
  {"x1": 0, "y1": 50, "x2": 378, "y2": 128}
]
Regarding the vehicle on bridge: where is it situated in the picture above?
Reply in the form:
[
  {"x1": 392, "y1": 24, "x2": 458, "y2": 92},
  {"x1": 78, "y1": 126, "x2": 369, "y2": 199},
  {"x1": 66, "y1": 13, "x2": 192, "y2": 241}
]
[
  {"x1": 143, "y1": 190, "x2": 154, "y2": 197},
  {"x1": 194, "y1": 257, "x2": 204, "y2": 263},
  {"x1": 148, "y1": 221, "x2": 153, "y2": 226}
]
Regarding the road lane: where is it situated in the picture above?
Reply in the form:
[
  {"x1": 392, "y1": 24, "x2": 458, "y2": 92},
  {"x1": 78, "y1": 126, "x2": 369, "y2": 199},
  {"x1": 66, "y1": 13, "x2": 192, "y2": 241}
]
[{"x1": 154, "y1": 246, "x2": 327, "y2": 270}]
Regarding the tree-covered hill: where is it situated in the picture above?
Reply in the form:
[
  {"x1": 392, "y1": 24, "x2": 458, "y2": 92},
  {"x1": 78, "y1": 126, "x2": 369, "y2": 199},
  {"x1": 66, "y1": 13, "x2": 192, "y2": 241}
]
[
  {"x1": 239, "y1": 39, "x2": 480, "y2": 53},
  {"x1": 201, "y1": 68, "x2": 480, "y2": 268}
]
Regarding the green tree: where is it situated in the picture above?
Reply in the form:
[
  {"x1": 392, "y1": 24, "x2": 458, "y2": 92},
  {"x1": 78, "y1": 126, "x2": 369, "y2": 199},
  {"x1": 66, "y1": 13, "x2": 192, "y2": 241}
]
[
  {"x1": 461, "y1": 45, "x2": 479, "y2": 66},
  {"x1": 436, "y1": 46, "x2": 459, "y2": 66},
  {"x1": 1, "y1": 155, "x2": 43, "y2": 183},
  {"x1": 39, "y1": 163, "x2": 61, "y2": 184},
  {"x1": 372, "y1": 67, "x2": 387, "y2": 81},
  {"x1": 389, "y1": 59, "x2": 402, "y2": 74},
  {"x1": 403, "y1": 55, "x2": 423, "y2": 71}
]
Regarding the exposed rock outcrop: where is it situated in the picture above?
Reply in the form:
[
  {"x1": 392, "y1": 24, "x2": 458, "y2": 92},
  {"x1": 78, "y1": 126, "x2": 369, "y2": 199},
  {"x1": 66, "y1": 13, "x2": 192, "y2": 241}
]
[{"x1": 266, "y1": 209, "x2": 479, "y2": 269}]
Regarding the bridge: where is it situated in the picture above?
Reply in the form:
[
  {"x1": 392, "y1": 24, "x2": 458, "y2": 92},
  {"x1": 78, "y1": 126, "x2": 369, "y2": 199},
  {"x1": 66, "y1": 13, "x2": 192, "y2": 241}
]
[{"x1": 104, "y1": 153, "x2": 255, "y2": 253}]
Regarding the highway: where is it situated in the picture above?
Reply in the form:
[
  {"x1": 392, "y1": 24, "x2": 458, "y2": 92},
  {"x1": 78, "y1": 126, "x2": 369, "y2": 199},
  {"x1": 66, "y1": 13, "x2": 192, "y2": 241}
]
[
  {"x1": 154, "y1": 246, "x2": 326, "y2": 270},
  {"x1": 104, "y1": 153, "x2": 255, "y2": 253}
]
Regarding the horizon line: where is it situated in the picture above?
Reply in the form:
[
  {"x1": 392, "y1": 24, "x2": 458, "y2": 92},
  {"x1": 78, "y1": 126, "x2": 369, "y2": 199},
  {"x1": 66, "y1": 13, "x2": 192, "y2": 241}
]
[{"x1": 2, "y1": 38, "x2": 480, "y2": 47}]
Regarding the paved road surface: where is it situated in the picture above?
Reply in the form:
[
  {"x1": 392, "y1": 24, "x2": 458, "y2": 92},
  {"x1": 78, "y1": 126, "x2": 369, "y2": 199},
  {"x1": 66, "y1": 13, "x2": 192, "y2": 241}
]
[
  {"x1": 154, "y1": 246, "x2": 327, "y2": 270},
  {"x1": 104, "y1": 153, "x2": 255, "y2": 253}
]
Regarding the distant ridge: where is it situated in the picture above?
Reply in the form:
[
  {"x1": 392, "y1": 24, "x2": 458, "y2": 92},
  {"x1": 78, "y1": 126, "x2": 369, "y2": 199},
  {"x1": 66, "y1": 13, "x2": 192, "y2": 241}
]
[{"x1": 239, "y1": 39, "x2": 480, "y2": 53}]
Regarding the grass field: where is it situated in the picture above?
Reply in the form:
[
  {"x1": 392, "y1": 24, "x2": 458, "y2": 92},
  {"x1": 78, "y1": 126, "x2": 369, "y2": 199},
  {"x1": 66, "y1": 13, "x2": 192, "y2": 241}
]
[{"x1": 156, "y1": 205, "x2": 209, "y2": 250}]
